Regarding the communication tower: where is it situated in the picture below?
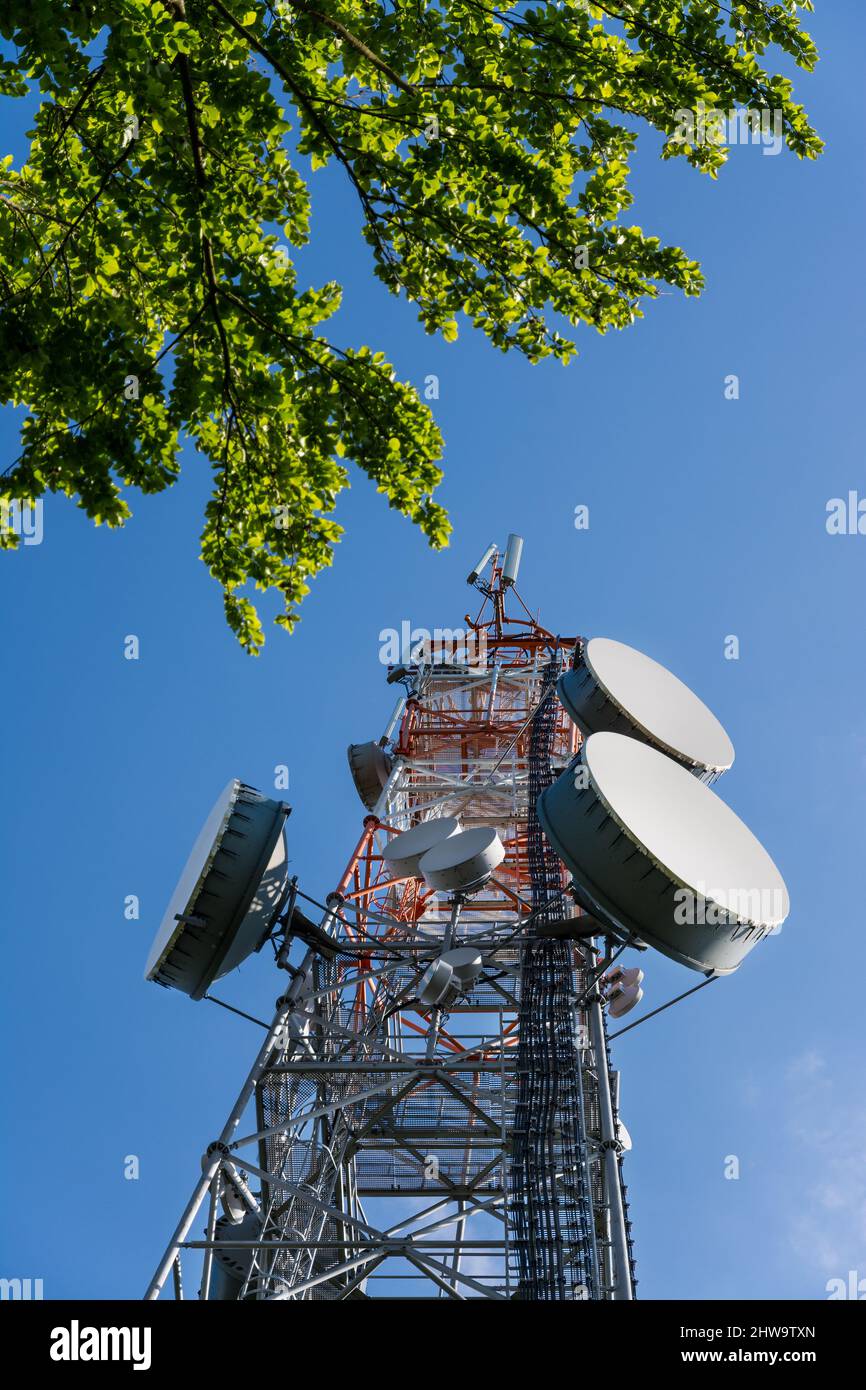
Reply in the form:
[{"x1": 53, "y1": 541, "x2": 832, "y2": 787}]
[{"x1": 144, "y1": 537, "x2": 787, "y2": 1300}]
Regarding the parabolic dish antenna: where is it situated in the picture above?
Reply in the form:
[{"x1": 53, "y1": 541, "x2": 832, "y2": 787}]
[
  {"x1": 382, "y1": 817, "x2": 462, "y2": 879},
  {"x1": 416, "y1": 948, "x2": 483, "y2": 1007},
  {"x1": 211, "y1": 1212, "x2": 260, "y2": 1301},
  {"x1": 419, "y1": 826, "x2": 505, "y2": 894},
  {"x1": 145, "y1": 780, "x2": 290, "y2": 999},
  {"x1": 347, "y1": 741, "x2": 393, "y2": 810},
  {"x1": 558, "y1": 637, "x2": 734, "y2": 779},
  {"x1": 617, "y1": 1121, "x2": 633, "y2": 1153},
  {"x1": 538, "y1": 733, "x2": 788, "y2": 975}
]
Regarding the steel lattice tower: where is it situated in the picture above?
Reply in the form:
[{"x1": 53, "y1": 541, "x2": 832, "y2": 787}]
[{"x1": 145, "y1": 546, "x2": 636, "y2": 1300}]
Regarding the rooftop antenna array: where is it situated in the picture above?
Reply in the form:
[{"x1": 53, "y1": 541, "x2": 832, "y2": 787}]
[{"x1": 142, "y1": 536, "x2": 788, "y2": 1301}]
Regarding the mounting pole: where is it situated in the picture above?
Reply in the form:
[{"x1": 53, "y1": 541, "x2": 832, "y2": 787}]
[{"x1": 588, "y1": 993, "x2": 633, "y2": 1301}]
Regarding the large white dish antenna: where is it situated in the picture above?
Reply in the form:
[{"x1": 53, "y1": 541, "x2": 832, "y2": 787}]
[
  {"x1": 538, "y1": 733, "x2": 788, "y2": 975},
  {"x1": 145, "y1": 780, "x2": 290, "y2": 999},
  {"x1": 382, "y1": 817, "x2": 462, "y2": 879},
  {"x1": 419, "y1": 827, "x2": 505, "y2": 894},
  {"x1": 558, "y1": 637, "x2": 734, "y2": 779}
]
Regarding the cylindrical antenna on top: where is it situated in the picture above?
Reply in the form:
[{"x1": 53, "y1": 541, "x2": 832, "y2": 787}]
[
  {"x1": 466, "y1": 541, "x2": 497, "y2": 585},
  {"x1": 502, "y1": 533, "x2": 524, "y2": 587}
]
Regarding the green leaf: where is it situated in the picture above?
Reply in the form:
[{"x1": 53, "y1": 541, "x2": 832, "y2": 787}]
[{"x1": 0, "y1": 0, "x2": 820, "y2": 648}]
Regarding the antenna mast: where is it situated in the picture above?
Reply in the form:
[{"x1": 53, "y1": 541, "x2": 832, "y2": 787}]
[{"x1": 144, "y1": 534, "x2": 786, "y2": 1300}]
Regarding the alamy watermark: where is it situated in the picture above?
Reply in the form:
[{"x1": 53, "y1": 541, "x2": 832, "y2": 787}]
[
  {"x1": 826, "y1": 1271, "x2": 866, "y2": 1300},
  {"x1": 379, "y1": 621, "x2": 487, "y2": 668},
  {"x1": 673, "y1": 883, "x2": 785, "y2": 930},
  {"x1": 826, "y1": 492, "x2": 866, "y2": 535},
  {"x1": 1, "y1": 1276, "x2": 43, "y2": 1299},
  {"x1": 50, "y1": 1322, "x2": 152, "y2": 1370},
  {"x1": 672, "y1": 104, "x2": 784, "y2": 157},
  {"x1": 1, "y1": 498, "x2": 43, "y2": 545}
]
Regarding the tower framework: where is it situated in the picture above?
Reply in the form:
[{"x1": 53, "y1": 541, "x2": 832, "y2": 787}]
[{"x1": 146, "y1": 553, "x2": 636, "y2": 1300}]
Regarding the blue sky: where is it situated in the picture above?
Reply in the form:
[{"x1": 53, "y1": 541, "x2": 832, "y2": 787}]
[{"x1": 2, "y1": 4, "x2": 865, "y2": 1300}]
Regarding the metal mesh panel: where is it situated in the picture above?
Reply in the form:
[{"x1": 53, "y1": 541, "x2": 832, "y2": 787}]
[{"x1": 353, "y1": 1145, "x2": 504, "y2": 1193}]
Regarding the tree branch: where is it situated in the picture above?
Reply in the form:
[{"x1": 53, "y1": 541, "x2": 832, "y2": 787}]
[
  {"x1": 278, "y1": 0, "x2": 418, "y2": 96},
  {"x1": 207, "y1": 0, "x2": 399, "y2": 268}
]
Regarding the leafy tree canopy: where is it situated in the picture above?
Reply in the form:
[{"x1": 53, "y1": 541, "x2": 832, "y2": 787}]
[{"x1": 0, "y1": 0, "x2": 820, "y2": 649}]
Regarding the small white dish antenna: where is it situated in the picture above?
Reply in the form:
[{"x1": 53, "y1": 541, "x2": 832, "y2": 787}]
[
  {"x1": 617, "y1": 1120, "x2": 633, "y2": 1152},
  {"x1": 419, "y1": 827, "x2": 505, "y2": 894},
  {"x1": 211, "y1": 1211, "x2": 260, "y2": 1300},
  {"x1": 382, "y1": 817, "x2": 462, "y2": 879},
  {"x1": 416, "y1": 947, "x2": 484, "y2": 1007},
  {"x1": 443, "y1": 947, "x2": 484, "y2": 990},
  {"x1": 607, "y1": 982, "x2": 644, "y2": 1018},
  {"x1": 417, "y1": 958, "x2": 455, "y2": 1007},
  {"x1": 604, "y1": 966, "x2": 644, "y2": 991},
  {"x1": 347, "y1": 741, "x2": 393, "y2": 810}
]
